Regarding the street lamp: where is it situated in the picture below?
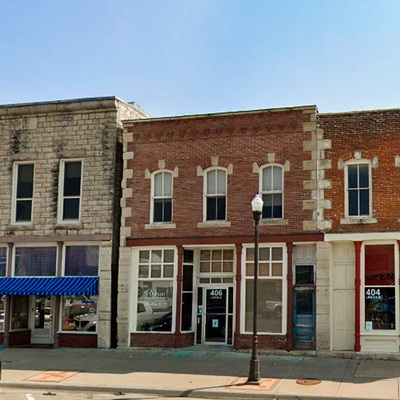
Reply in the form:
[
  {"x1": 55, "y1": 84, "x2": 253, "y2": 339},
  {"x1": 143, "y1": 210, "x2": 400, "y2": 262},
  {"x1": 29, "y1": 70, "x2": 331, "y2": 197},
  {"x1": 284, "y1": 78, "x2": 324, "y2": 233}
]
[{"x1": 247, "y1": 194, "x2": 263, "y2": 385}]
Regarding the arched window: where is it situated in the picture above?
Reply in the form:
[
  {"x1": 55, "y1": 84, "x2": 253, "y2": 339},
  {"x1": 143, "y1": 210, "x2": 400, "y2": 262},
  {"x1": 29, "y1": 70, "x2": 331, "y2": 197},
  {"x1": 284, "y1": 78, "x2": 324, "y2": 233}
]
[
  {"x1": 260, "y1": 165, "x2": 283, "y2": 219},
  {"x1": 205, "y1": 168, "x2": 226, "y2": 221},
  {"x1": 152, "y1": 171, "x2": 173, "y2": 223}
]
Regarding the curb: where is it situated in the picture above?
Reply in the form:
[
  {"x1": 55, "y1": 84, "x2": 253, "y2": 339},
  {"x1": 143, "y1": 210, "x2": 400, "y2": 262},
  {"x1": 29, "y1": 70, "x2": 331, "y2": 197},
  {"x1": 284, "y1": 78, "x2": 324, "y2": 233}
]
[{"x1": 0, "y1": 381, "x2": 394, "y2": 400}]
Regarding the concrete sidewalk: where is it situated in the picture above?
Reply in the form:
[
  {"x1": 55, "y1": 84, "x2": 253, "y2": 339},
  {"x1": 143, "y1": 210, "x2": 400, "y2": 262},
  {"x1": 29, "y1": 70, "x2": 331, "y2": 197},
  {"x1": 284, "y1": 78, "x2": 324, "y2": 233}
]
[{"x1": 0, "y1": 347, "x2": 399, "y2": 399}]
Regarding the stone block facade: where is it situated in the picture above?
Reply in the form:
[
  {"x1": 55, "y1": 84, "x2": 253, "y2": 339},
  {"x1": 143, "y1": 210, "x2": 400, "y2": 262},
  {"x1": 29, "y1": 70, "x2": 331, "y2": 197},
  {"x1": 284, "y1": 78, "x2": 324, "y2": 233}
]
[{"x1": 0, "y1": 97, "x2": 149, "y2": 349}]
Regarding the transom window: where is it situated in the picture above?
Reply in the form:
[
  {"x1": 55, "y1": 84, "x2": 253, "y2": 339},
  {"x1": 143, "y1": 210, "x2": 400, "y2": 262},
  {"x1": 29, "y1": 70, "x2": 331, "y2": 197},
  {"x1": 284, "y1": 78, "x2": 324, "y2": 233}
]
[
  {"x1": 60, "y1": 160, "x2": 82, "y2": 222},
  {"x1": 198, "y1": 249, "x2": 234, "y2": 284},
  {"x1": 64, "y1": 245, "x2": 99, "y2": 276},
  {"x1": 205, "y1": 169, "x2": 226, "y2": 221},
  {"x1": 347, "y1": 163, "x2": 371, "y2": 217},
  {"x1": 14, "y1": 247, "x2": 57, "y2": 277},
  {"x1": 13, "y1": 163, "x2": 34, "y2": 224},
  {"x1": 260, "y1": 165, "x2": 283, "y2": 219},
  {"x1": 152, "y1": 171, "x2": 173, "y2": 223}
]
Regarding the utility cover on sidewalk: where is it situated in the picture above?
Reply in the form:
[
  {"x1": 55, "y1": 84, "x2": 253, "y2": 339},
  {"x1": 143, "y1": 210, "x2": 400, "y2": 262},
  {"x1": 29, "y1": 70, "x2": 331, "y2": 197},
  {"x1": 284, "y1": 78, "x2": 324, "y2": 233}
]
[{"x1": 296, "y1": 378, "x2": 321, "y2": 385}]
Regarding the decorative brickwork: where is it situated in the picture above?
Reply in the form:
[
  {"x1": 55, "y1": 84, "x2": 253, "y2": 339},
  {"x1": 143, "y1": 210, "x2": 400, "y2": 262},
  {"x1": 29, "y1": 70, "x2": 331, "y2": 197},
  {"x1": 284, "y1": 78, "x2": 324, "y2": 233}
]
[
  {"x1": 58, "y1": 333, "x2": 98, "y2": 348},
  {"x1": 319, "y1": 109, "x2": 400, "y2": 232}
]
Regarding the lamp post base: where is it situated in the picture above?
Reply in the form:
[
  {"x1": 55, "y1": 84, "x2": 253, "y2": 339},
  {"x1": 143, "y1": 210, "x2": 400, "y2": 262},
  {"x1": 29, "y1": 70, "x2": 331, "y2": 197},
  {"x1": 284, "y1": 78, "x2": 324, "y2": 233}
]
[{"x1": 246, "y1": 358, "x2": 261, "y2": 385}]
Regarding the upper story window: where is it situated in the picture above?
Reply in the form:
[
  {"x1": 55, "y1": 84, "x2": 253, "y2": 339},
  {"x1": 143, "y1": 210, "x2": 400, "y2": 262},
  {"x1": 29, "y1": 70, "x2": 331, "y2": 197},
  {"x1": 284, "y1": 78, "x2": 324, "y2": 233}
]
[
  {"x1": 0, "y1": 247, "x2": 7, "y2": 277},
  {"x1": 152, "y1": 171, "x2": 173, "y2": 223},
  {"x1": 346, "y1": 163, "x2": 371, "y2": 217},
  {"x1": 13, "y1": 163, "x2": 34, "y2": 224},
  {"x1": 260, "y1": 165, "x2": 283, "y2": 219},
  {"x1": 64, "y1": 245, "x2": 99, "y2": 277},
  {"x1": 14, "y1": 246, "x2": 57, "y2": 277},
  {"x1": 205, "y1": 168, "x2": 226, "y2": 221},
  {"x1": 59, "y1": 160, "x2": 82, "y2": 222}
]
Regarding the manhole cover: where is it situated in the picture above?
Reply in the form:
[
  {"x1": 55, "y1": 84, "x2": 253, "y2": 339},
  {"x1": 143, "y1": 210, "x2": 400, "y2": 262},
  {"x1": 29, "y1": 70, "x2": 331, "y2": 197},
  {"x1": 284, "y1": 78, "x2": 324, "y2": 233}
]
[{"x1": 296, "y1": 378, "x2": 321, "y2": 385}]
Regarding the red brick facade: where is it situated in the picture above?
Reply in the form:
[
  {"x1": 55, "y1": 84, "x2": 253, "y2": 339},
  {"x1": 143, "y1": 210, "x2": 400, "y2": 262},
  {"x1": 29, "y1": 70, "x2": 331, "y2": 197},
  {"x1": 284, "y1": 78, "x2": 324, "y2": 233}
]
[
  {"x1": 320, "y1": 109, "x2": 400, "y2": 232},
  {"x1": 120, "y1": 106, "x2": 322, "y2": 351},
  {"x1": 125, "y1": 108, "x2": 317, "y2": 239},
  {"x1": 58, "y1": 334, "x2": 98, "y2": 348}
]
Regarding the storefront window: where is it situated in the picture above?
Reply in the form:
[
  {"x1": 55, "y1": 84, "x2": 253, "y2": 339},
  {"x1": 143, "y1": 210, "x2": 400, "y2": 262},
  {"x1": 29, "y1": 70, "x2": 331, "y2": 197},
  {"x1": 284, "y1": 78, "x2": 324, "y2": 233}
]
[
  {"x1": 14, "y1": 247, "x2": 56, "y2": 276},
  {"x1": 136, "y1": 249, "x2": 175, "y2": 332},
  {"x1": 0, "y1": 296, "x2": 5, "y2": 331},
  {"x1": 64, "y1": 246, "x2": 99, "y2": 276},
  {"x1": 11, "y1": 296, "x2": 29, "y2": 330},
  {"x1": 62, "y1": 296, "x2": 97, "y2": 332},
  {"x1": 364, "y1": 245, "x2": 395, "y2": 330},
  {"x1": 245, "y1": 246, "x2": 284, "y2": 333},
  {"x1": 0, "y1": 247, "x2": 6, "y2": 277}
]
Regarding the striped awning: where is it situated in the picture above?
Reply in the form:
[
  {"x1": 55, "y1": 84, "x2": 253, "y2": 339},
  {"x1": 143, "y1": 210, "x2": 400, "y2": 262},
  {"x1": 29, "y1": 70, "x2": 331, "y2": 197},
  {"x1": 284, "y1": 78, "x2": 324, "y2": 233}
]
[{"x1": 0, "y1": 277, "x2": 99, "y2": 296}]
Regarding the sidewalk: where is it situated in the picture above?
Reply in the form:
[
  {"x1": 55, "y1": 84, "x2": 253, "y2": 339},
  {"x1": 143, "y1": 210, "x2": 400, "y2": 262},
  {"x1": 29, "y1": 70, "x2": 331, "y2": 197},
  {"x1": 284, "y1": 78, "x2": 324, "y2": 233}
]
[{"x1": 0, "y1": 346, "x2": 400, "y2": 399}]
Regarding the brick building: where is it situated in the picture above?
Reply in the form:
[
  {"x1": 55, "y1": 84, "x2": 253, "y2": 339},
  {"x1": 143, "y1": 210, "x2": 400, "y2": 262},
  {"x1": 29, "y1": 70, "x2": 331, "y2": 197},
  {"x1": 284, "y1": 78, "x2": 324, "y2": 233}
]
[
  {"x1": 118, "y1": 106, "x2": 331, "y2": 351},
  {"x1": 0, "y1": 97, "x2": 148, "y2": 348},
  {"x1": 320, "y1": 108, "x2": 400, "y2": 353}
]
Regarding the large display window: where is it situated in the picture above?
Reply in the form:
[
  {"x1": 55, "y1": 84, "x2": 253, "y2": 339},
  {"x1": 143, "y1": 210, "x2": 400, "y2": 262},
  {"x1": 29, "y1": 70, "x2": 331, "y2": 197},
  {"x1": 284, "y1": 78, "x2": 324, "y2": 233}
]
[
  {"x1": 244, "y1": 246, "x2": 284, "y2": 333},
  {"x1": 364, "y1": 245, "x2": 395, "y2": 331},
  {"x1": 62, "y1": 296, "x2": 97, "y2": 332},
  {"x1": 11, "y1": 296, "x2": 29, "y2": 330},
  {"x1": 136, "y1": 249, "x2": 175, "y2": 332}
]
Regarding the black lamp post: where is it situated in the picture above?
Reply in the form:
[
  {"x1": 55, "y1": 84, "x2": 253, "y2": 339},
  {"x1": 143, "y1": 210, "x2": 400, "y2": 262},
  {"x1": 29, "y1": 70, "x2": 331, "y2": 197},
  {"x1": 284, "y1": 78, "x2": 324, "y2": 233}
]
[{"x1": 247, "y1": 194, "x2": 263, "y2": 385}]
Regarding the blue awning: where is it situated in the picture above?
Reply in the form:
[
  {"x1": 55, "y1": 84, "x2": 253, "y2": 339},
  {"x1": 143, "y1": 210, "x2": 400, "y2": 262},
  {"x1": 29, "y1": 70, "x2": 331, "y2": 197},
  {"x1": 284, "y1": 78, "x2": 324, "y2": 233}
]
[{"x1": 0, "y1": 277, "x2": 99, "y2": 296}]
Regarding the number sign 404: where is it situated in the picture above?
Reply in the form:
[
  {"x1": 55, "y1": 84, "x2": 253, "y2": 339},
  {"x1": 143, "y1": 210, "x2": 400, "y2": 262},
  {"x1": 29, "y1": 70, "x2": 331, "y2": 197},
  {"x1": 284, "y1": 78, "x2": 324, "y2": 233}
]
[{"x1": 365, "y1": 288, "x2": 381, "y2": 299}]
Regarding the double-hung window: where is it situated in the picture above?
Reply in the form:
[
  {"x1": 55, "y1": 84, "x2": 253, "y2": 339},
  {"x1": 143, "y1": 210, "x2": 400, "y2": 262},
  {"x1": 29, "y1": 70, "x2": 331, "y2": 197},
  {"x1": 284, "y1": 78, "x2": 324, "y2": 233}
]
[
  {"x1": 13, "y1": 163, "x2": 34, "y2": 224},
  {"x1": 346, "y1": 163, "x2": 371, "y2": 217},
  {"x1": 205, "y1": 168, "x2": 226, "y2": 221},
  {"x1": 152, "y1": 171, "x2": 173, "y2": 223},
  {"x1": 59, "y1": 160, "x2": 82, "y2": 222},
  {"x1": 260, "y1": 165, "x2": 283, "y2": 219}
]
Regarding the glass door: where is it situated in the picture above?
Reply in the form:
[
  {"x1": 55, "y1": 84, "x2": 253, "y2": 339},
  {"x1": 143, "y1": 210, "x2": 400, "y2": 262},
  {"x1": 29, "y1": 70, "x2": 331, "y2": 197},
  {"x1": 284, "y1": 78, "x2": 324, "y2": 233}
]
[
  {"x1": 31, "y1": 296, "x2": 54, "y2": 344},
  {"x1": 205, "y1": 288, "x2": 226, "y2": 343},
  {"x1": 197, "y1": 286, "x2": 234, "y2": 345}
]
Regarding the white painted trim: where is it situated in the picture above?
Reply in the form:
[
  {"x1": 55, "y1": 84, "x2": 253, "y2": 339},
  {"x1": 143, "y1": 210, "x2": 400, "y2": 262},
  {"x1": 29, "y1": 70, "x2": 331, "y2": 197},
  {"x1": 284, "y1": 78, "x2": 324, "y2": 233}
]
[
  {"x1": 344, "y1": 159, "x2": 372, "y2": 219},
  {"x1": 58, "y1": 159, "x2": 83, "y2": 224},
  {"x1": 150, "y1": 170, "x2": 173, "y2": 224},
  {"x1": 240, "y1": 243, "x2": 287, "y2": 335},
  {"x1": 259, "y1": 163, "x2": 284, "y2": 221},
  {"x1": 325, "y1": 232, "x2": 400, "y2": 242},
  {"x1": 11, "y1": 161, "x2": 35, "y2": 225},
  {"x1": 203, "y1": 167, "x2": 227, "y2": 222}
]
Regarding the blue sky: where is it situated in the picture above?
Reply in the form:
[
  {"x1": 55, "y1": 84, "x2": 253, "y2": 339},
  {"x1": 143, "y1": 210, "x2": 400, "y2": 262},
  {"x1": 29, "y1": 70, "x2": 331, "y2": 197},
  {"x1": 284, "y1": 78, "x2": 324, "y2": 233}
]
[{"x1": 1, "y1": 0, "x2": 400, "y2": 117}]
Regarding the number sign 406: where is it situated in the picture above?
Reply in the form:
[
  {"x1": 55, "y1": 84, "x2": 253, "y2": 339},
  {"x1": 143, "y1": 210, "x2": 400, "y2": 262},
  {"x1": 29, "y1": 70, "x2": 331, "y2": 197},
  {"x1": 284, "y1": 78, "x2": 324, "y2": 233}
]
[{"x1": 210, "y1": 289, "x2": 223, "y2": 298}]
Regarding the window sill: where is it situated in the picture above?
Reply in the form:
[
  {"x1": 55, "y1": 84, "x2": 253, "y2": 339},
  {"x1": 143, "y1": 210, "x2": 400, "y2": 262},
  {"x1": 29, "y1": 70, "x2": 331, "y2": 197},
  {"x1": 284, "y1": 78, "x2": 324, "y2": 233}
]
[
  {"x1": 54, "y1": 222, "x2": 83, "y2": 230},
  {"x1": 260, "y1": 219, "x2": 288, "y2": 226},
  {"x1": 197, "y1": 221, "x2": 231, "y2": 228},
  {"x1": 7, "y1": 224, "x2": 35, "y2": 231},
  {"x1": 145, "y1": 223, "x2": 176, "y2": 230},
  {"x1": 340, "y1": 217, "x2": 378, "y2": 225}
]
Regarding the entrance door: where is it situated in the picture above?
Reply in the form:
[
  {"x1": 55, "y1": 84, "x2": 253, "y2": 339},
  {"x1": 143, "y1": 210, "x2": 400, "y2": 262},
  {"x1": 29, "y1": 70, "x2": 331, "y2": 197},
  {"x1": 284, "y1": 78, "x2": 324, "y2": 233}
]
[
  {"x1": 197, "y1": 286, "x2": 233, "y2": 345},
  {"x1": 31, "y1": 296, "x2": 54, "y2": 345},
  {"x1": 293, "y1": 265, "x2": 315, "y2": 349}
]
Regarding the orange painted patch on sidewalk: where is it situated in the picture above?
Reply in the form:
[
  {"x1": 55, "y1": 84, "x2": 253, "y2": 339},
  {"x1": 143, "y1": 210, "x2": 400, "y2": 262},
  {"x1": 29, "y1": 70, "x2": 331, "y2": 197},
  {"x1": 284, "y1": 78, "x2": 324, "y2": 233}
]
[
  {"x1": 228, "y1": 377, "x2": 280, "y2": 391},
  {"x1": 25, "y1": 370, "x2": 80, "y2": 383}
]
